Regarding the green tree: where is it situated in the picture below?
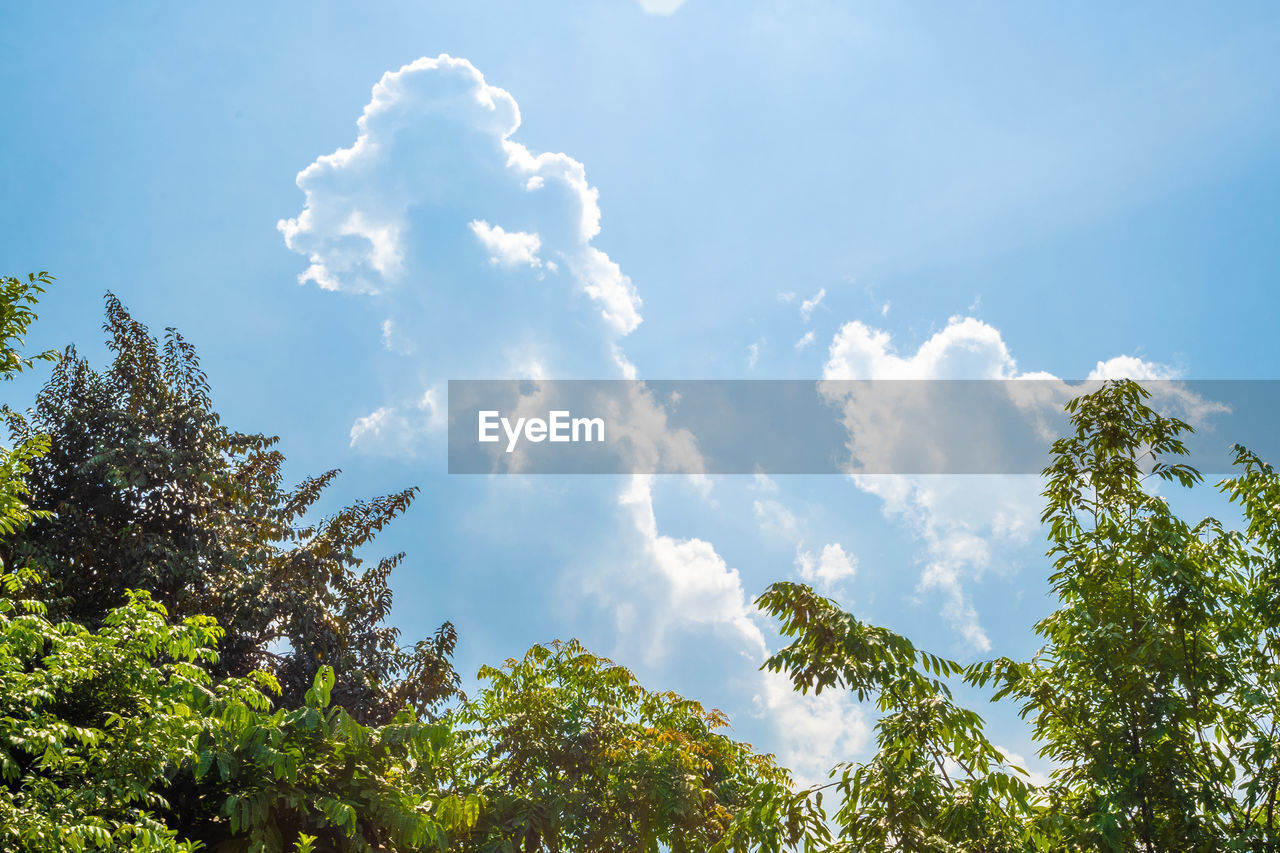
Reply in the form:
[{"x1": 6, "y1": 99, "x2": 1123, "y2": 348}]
[
  {"x1": 0, "y1": 273, "x2": 58, "y2": 537},
  {"x1": 446, "y1": 640, "x2": 827, "y2": 853},
  {"x1": 0, "y1": 565, "x2": 479, "y2": 853},
  {"x1": 761, "y1": 380, "x2": 1280, "y2": 852},
  {"x1": 6, "y1": 295, "x2": 457, "y2": 724},
  {"x1": 979, "y1": 381, "x2": 1280, "y2": 849},
  {"x1": 0, "y1": 275, "x2": 475, "y2": 851},
  {"x1": 757, "y1": 582, "x2": 1034, "y2": 851}
]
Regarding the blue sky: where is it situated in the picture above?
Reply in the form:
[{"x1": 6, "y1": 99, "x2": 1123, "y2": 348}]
[{"x1": 4, "y1": 1, "x2": 1279, "y2": 781}]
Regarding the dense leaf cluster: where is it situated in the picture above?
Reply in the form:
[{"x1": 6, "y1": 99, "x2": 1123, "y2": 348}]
[{"x1": 447, "y1": 639, "x2": 826, "y2": 852}]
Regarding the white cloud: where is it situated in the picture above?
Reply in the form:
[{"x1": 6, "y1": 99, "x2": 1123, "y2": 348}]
[
  {"x1": 623, "y1": 477, "x2": 767, "y2": 660},
  {"x1": 995, "y1": 744, "x2": 1050, "y2": 788},
  {"x1": 279, "y1": 54, "x2": 647, "y2": 451},
  {"x1": 380, "y1": 318, "x2": 414, "y2": 354},
  {"x1": 571, "y1": 246, "x2": 642, "y2": 336},
  {"x1": 819, "y1": 315, "x2": 1224, "y2": 651},
  {"x1": 825, "y1": 316, "x2": 1018, "y2": 381},
  {"x1": 1087, "y1": 354, "x2": 1181, "y2": 380},
  {"x1": 597, "y1": 384, "x2": 706, "y2": 475},
  {"x1": 753, "y1": 669, "x2": 870, "y2": 787},
  {"x1": 754, "y1": 498, "x2": 799, "y2": 539},
  {"x1": 618, "y1": 476, "x2": 867, "y2": 785},
  {"x1": 349, "y1": 407, "x2": 399, "y2": 448},
  {"x1": 349, "y1": 387, "x2": 445, "y2": 455},
  {"x1": 796, "y1": 542, "x2": 857, "y2": 592},
  {"x1": 818, "y1": 315, "x2": 1183, "y2": 651},
  {"x1": 747, "y1": 341, "x2": 760, "y2": 370},
  {"x1": 469, "y1": 219, "x2": 543, "y2": 268},
  {"x1": 278, "y1": 53, "x2": 642, "y2": 360},
  {"x1": 636, "y1": 0, "x2": 686, "y2": 13},
  {"x1": 800, "y1": 287, "x2": 826, "y2": 322},
  {"x1": 794, "y1": 330, "x2": 816, "y2": 350},
  {"x1": 1083, "y1": 357, "x2": 1231, "y2": 426}
]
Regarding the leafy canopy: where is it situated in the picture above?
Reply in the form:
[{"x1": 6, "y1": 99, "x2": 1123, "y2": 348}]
[
  {"x1": 761, "y1": 380, "x2": 1280, "y2": 852},
  {"x1": 6, "y1": 295, "x2": 458, "y2": 723},
  {"x1": 446, "y1": 639, "x2": 827, "y2": 853}
]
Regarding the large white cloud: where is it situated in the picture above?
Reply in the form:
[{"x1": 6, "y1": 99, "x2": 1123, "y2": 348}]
[
  {"x1": 278, "y1": 55, "x2": 865, "y2": 781},
  {"x1": 824, "y1": 316, "x2": 1020, "y2": 381},
  {"x1": 279, "y1": 55, "x2": 637, "y2": 313},
  {"x1": 820, "y1": 316, "x2": 1188, "y2": 651},
  {"x1": 278, "y1": 55, "x2": 643, "y2": 455}
]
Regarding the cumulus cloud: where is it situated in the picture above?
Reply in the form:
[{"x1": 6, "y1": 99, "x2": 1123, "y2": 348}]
[
  {"x1": 818, "y1": 315, "x2": 1189, "y2": 651},
  {"x1": 469, "y1": 220, "x2": 545, "y2": 269},
  {"x1": 618, "y1": 476, "x2": 867, "y2": 783},
  {"x1": 277, "y1": 52, "x2": 639, "y2": 336},
  {"x1": 796, "y1": 542, "x2": 857, "y2": 592},
  {"x1": 621, "y1": 477, "x2": 768, "y2": 661},
  {"x1": 1087, "y1": 354, "x2": 1181, "y2": 380},
  {"x1": 280, "y1": 52, "x2": 902, "y2": 788},
  {"x1": 753, "y1": 669, "x2": 870, "y2": 786},
  {"x1": 279, "y1": 54, "x2": 644, "y2": 452},
  {"x1": 825, "y1": 316, "x2": 1019, "y2": 380}
]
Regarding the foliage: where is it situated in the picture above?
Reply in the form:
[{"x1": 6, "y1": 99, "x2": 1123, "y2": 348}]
[
  {"x1": 0, "y1": 279, "x2": 473, "y2": 851},
  {"x1": 170, "y1": 661, "x2": 472, "y2": 852},
  {"x1": 759, "y1": 582, "x2": 1034, "y2": 851},
  {"x1": 0, "y1": 273, "x2": 58, "y2": 537},
  {"x1": 5, "y1": 294, "x2": 458, "y2": 723},
  {"x1": 446, "y1": 640, "x2": 827, "y2": 853},
  {"x1": 0, "y1": 272, "x2": 59, "y2": 382},
  {"x1": 0, "y1": 566, "x2": 477, "y2": 853},
  {"x1": 760, "y1": 380, "x2": 1280, "y2": 851},
  {"x1": 977, "y1": 381, "x2": 1280, "y2": 850},
  {"x1": 17, "y1": 270, "x2": 1280, "y2": 852},
  {"x1": 0, "y1": 569, "x2": 215, "y2": 852}
]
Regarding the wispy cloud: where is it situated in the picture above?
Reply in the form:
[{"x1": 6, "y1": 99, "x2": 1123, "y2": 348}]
[{"x1": 800, "y1": 287, "x2": 826, "y2": 322}]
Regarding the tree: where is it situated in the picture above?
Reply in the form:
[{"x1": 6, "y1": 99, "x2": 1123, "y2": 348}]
[
  {"x1": 0, "y1": 564, "x2": 481, "y2": 853},
  {"x1": 0, "y1": 273, "x2": 58, "y2": 538},
  {"x1": 5, "y1": 295, "x2": 458, "y2": 724},
  {"x1": 445, "y1": 640, "x2": 827, "y2": 853},
  {"x1": 984, "y1": 381, "x2": 1280, "y2": 849},
  {"x1": 0, "y1": 276, "x2": 476, "y2": 851},
  {"x1": 757, "y1": 582, "x2": 1034, "y2": 852},
  {"x1": 761, "y1": 380, "x2": 1280, "y2": 851}
]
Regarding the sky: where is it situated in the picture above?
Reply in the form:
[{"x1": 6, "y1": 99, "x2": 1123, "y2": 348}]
[{"x1": 3, "y1": 1, "x2": 1279, "y2": 783}]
